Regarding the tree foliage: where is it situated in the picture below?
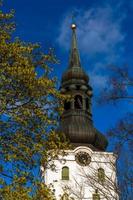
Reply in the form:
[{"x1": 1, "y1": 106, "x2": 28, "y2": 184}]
[{"x1": 0, "y1": 3, "x2": 69, "y2": 199}]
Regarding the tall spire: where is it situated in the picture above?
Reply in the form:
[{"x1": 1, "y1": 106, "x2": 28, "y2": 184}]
[
  {"x1": 59, "y1": 22, "x2": 108, "y2": 151},
  {"x1": 69, "y1": 24, "x2": 81, "y2": 68}
]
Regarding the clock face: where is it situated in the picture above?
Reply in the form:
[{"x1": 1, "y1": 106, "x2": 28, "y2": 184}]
[{"x1": 75, "y1": 151, "x2": 91, "y2": 166}]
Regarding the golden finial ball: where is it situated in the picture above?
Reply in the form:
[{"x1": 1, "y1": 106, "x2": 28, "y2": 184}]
[{"x1": 71, "y1": 24, "x2": 76, "y2": 29}]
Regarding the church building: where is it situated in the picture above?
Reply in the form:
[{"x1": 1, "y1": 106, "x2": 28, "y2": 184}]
[{"x1": 42, "y1": 23, "x2": 118, "y2": 200}]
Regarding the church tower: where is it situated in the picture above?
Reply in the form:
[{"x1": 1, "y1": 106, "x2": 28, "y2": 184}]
[
  {"x1": 43, "y1": 24, "x2": 118, "y2": 200},
  {"x1": 59, "y1": 23, "x2": 108, "y2": 151}
]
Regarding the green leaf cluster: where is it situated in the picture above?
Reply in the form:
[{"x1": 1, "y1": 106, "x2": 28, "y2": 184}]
[{"x1": 0, "y1": 2, "x2": 69, "y2": 199}]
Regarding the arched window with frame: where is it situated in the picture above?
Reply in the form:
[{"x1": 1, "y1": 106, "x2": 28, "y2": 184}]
[
  {"x1": 74, "y1": 95, "x2": 82, "y2": 109},
  {"x1": 98, "y1": 168, "x2": 105, "y2": 184},
  {"x1": 62, "y1": 166, "x2": 69, "y2": 180}
]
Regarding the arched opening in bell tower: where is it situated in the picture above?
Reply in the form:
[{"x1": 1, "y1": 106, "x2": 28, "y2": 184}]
[{"x1": 74, "y1": 95, "x2": 83, "y2": 109}]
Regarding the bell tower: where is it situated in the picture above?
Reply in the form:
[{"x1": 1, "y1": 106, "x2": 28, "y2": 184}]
[
  {"x1": 59, "y1": 23, "x2": 108, "y2": 150},
  {"x1": 43, "y1": 23, "x2": 118, "y2": 200}
]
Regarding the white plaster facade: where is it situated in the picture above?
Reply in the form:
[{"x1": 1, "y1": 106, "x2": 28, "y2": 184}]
[{"x1": 42, "y1": 146, "x2": 119, "y2": 200}]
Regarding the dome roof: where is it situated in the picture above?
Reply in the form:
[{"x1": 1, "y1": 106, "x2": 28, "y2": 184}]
[
  {"x1": 59, "y1": 112, "x2": 108, "y2": 151},
  {"x1": 62, "y1": 67, "x2": 89, "y2": 83}
]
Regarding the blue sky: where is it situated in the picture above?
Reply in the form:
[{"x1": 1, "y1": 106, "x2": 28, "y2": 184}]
[{"x1": 3, "y1": 0, "x2": 133, "y2": 150}]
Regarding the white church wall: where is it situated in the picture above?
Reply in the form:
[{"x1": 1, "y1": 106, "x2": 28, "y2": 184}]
[{"x1": 42, "y1": 146, "x2": 118, "y2": 200}]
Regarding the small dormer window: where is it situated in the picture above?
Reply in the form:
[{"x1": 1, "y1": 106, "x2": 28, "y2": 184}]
[
  {"x1": 76, "y1": 85, "x2": 80, "y2": 90},
  {"x1": 74, "y1": 95, "x2": 82, "y2": 109},
  {"x1": 86, "y1": 98, "x2": 89, "y2": 110}
]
